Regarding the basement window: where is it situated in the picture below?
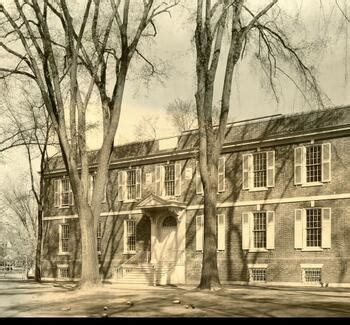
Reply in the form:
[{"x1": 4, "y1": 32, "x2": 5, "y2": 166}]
[
  {"x1": 303, "y1": 268, "x2": 321, "y2": 284},
  {"x1": 249, "y1": 268, "x2": 266, "y2": 282}
]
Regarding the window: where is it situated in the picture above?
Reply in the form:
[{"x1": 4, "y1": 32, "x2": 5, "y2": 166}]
[
  {"x1": 124, "y1": 220, "x2": 136, "y2": 254},
  {"x1": 253, "y1": 153, "x2": 267, "y2": 188},
  {"x1": 253, "y1": 212, "x2": 267, "y2": 249},
  {"x1": 306, "y1": 209, "x2": 322, "y2": 247},
  {"x1": 196, "y1": 157, "x2": 226, "y2": 195},
  {"x1": 294, "y1": 143, "x2": 331, "y2": 185},
  {"x1": 58, "y1": 266, "x2": 69, "y2": 279},
  {"x1": 97, "y1": 222, "x2": 102, "y2": 253},
  {"x1": 61, "y1": 179, "x2": 72, "y2": 207},
  {"x1": 89, "y1": 175, "x2": 107, "y2": 205},
  {"x1": 301, "y1": 264, "x2": 323, "y2": 284},
  {"x1": 294, "y1": 208, "x2": 331, "y2": 250},
  {"x1": 243, "y1": 151, "x2": 275, "y2": 190},
  {"x1": 60, "y1": 224, "x2": 69, "y2": 253},
  {"x1": 117, "y1": 169, "x2": 142, "y2": 201},
  {"x1": 306, "y1": 145, "x2": 322, "y2": 183},
  {"x1": 242, "y1": 211, "x2": 275, "y2": 251},
  {"x1": 197, "y1": 214, "x2": 226, "y2": 252},
  {"x1": 164, "y1": 164, "x2": 175, "y2": 196},
  {"x1": 249, "y1": 268, "x2": 266, "y2": 282},
  {"x1": 127, "y1": 170, "x2": 136, "y2": 200}
]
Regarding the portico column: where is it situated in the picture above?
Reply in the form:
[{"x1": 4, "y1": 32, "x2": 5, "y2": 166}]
[{"x1": 150, "y1": 217, "x2": 158, "y2": 264}]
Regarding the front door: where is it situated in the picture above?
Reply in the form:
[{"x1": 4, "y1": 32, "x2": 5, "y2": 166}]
[{"x1": 159, "y1": 216, "x2": 177, "y2": 262}]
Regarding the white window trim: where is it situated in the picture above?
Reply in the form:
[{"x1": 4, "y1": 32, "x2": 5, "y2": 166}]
[
  {"x1": 57, "y1": 264, "x2": 69, "y2": 279},
  {"x1": 300, "y1": 264, "x2": 323, "y2": 269},
  {"x1": 248, "y1": 264, "x2": 268, "y2": 282},
  {"x1": 301, "y1": 182, "x2": 323, "y2": 188},
  {"x1": 301, "y1": 264, "x2": 323, "y2": 285},
  {"x1": 123, "y1": 219, "x2": 136, "y2": 255},
  {"x1": 249, "y1": 248, "x2": 269, "y2": 253},
  {"x1": 249, "y1": 187, "x2": 268, "y2": 192},
  {"x1": 58, "y1": 223, "x2": 71, "y2": 256},
  {"x1": 243, "y1": 151, "x2": 275, "y2": 191},
  {"x1": 295, "y1": 143, "x2": 331, "y2": 186}
]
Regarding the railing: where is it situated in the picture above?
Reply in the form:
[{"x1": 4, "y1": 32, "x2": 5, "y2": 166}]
[{"x1": 115, "y1": 250, "x2": 151, "y2": 280}]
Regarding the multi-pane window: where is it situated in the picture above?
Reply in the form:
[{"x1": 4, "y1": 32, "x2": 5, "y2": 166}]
[
  {"x1": 164, "y1": 164, "x2": 175, "y2": 196},
  {"x1": 306, "y1": 145, "x2": 322, "y2": 183},
  {"x1": 303, "y1": 268, "x2": 321, "y2": 283},
  {"x1": 253, "y1": 153, "x2": 267, "y2": 188},
  {"x1": 61, "y1": 179, "x2": 71, "y2": 206},
  {"x1": 306, "y1": 209, "x2": 322, "y2": 247},
  {"x1": 250, "y1": 268, "x2": 266, "y2": 282},
  {"x1": 58, "y1": 267, "x2": 69, "y2": 279},
  {"x1": 97, "y1": 222, "x2": 102, "y2": 253},
  {"x1": 125, "y1": 220, "x2": 136, "y2": 253},
  {"x1": 61, "y1": 224, "x2": 69, "y2": 253},
  {"x1": 253, "y1": 212, "x2": 266, "y2": 248},
  {"x1": 127, "y1": 170, "x2": 136, "y2": 200}
]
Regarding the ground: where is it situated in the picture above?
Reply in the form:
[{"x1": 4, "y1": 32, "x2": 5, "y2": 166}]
[{"x1": 1, "y1": 278, "x2": 350, "y2": 317}]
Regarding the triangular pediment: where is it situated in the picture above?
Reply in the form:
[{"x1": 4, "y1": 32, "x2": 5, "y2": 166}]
[{"x1": 136, "y1": 193, "x2": 186, "y2": 209}]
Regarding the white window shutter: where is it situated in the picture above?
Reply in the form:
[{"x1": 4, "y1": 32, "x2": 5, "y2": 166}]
[
  {"x1": 175, "y1": 162, "x2": 182, "y2": 196},
  {"x1": 122, "y1": 171, "x2": 127, "y2": 200},
  {"x1": 242, "y1": 212, "x2": 250, "y2": 250},
  {"x1": 155, "y1": 165, "x2": 161, "y2": 196},
  {"x1": 266, "y1": 151, "x2": 275, "y2": 187},
  {"x1": 196, "y1": 161, "x2": 203, "y2": 195},
  {"x1": 322, "y1": 143, "x2": 331, "y2": 182},
  {"x1": 294, "y1": 209, "x2": 303, "y2": 249},
  {"x1": 242, "y1": 154, "x2": 251, "y2": 190},
  {"x1": 117, "y1": 171, "x2": 124, "y2": 201},
  {"x1": 123, "y1": 220, "x2": 128, "y2": 253},
  {"x1": 102, "y1": 183, "x2": 107, "y2": 203},
  {"x1": 217, "y1": 214, "x2": 225, "y2": 251},
  {"x1": 136, "y1": 168, "x2": 142, "y2": 199},
  {"x1": 68, "y1": 181, "x2": 74, "y2": 206},
  {"x1": 54, "y1": 179, "x2": 61, "y2": 208},
  {"x1": 218, "y1": 157, "x2": 226, "y2": 192},
  {"x1": 266, "y1": 211, "x2": 275, "y2": 249},
  {"x1": 196, "y1": 215, "x2": 204, "y2": 251},
  {"x1": 294, "y1": 147, "x2": 304, "y2": 185},
  {"x1": 88, "y1": 175, "x2": 94, "y2": 205},
  {"x1": 322, "y1": 208, "x2": 331, "y2": 248},
  {"x1": 160, "y1": 165, "x2": 165, "y2": 196}
]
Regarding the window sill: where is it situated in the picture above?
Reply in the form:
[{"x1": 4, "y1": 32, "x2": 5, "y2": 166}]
[
  {"x1": 301, "y1": 247, "x2": 323, "y2": 252},
  {"x1": 249, "y1": 187, "x2": 268, "y2": 192},
  {"x1": 123, "y1": 199, "x2": 137, "y2": 203},
  {"x1": 123, "y1": 251, "x2": 136, "y2": 255},
  {"x1": 248, "y1": 248, "x2": 269, "y2": 253},
  {"x1": 58, "y1": 252, "x2": 71, "y2": 256},
  {"x1": 301, "y1": 182, "x2": 323, "y2": 188}
]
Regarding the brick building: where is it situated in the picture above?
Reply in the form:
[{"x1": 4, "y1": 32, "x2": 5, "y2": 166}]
[{"x1": 41, "y1": 106, "x2": 350, "y2": 286}]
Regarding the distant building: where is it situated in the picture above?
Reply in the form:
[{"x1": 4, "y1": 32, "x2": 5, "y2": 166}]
[{"x1": 42, "y1": 106, "x2": 350, "y2": 287}]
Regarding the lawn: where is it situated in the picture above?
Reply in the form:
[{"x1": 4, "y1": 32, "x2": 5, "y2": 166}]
[{"x1": 1, "y1": 279, "x2": 350, "y2": 317}]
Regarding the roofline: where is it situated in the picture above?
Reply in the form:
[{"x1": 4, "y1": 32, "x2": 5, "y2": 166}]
[{"x1": 44, "y1": 122, "x2": 350, "y2": 178}]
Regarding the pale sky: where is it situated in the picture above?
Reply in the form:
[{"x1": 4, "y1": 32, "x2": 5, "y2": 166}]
[{"x1": 0, "y1": 0, "x2": 349, "y2": 191}]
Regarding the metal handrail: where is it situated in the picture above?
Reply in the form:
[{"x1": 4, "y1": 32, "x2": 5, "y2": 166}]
[{"x1": 115, "y1": 250, "x2": 151, "y2": 279}]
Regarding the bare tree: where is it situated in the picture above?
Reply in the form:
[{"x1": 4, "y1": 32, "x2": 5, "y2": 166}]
[
  {"x1": 194, "y1": 0, "x2": 323, "y2": 290},
  {"x1": 166, "y1": 98, "x2": 221, "y2": 133},
  {"x1": 0, "y1": 0, "x2": 178, "y2": 288},
  {"x1": 133, "y1": 114, "x2": 159, "y2": 141},
  {"x1": 0, "y1": 92, "x2": 53, "y2": 282}
]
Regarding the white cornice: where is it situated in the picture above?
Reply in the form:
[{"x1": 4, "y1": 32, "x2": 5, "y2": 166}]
[{"x1": 43, "y1": 193, "x2": 350, "y2": 220}]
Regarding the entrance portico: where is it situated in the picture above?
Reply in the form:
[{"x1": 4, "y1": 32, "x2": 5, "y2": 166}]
[{"x1": 136, "y1": 194, "x2": 187, "y2": 283}]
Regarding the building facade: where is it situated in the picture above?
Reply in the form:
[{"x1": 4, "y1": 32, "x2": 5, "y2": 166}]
[{"x1": 42, "y1": 106, "x2": 350, "y2": 286}]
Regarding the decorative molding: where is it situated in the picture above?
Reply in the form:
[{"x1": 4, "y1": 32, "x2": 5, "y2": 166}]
[
  {"x1": 43, "y1": 193, "x2": 350, "y2": 221},
  {"x1": 300, "y1": 263, "x2": 324, "y2": 268}
]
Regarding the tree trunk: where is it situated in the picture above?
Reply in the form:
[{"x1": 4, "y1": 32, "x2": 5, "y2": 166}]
[
  {"x1": 79, "y1": 205, "x2": 100, "y2": 288},
  {"x1": 198, "y1": 167, "x2": 221, "y2": 290},
  {"x1": 34, "y1": 206, "x2": 42, "y2": 282}
]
